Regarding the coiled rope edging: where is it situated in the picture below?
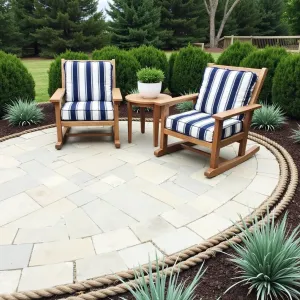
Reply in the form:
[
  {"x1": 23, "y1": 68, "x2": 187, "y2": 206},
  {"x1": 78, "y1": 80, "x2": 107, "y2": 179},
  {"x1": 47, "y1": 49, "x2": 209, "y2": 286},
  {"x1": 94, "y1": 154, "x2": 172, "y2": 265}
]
[{"x1": 0, "y1": 123, "x2": 297, "y2": 300}]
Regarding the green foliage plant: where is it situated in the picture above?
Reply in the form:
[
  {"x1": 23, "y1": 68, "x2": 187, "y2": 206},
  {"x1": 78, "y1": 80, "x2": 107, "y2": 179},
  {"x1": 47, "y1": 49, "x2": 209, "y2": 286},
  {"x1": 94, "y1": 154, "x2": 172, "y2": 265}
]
[
  {"x1": 130, "y1": 46, "x2": 169, "y2": 90},
  {"x1": 168, "y1": 52, "x2": 178, "y2": 94},
  {"x1": 0, "y1": 52, "x2": 35, "y2": 117},
  {"x1": 176, "y1": 89, "x2": 199, "y2": 113},
  {"x1": 92, "y1": 47, "x2": 141, "y2": 95},
  {"x1": 217, "y1": 41, "x2": 257, "y2": 67},
  {"x1": 290, "y1": 124, "x2": 300, "y2": 144},
  {"x1": 137, "y1": 68, "x2": 165, "y2": 83},
  {"x1": 119, "y1": 256, "x2": 205, "y2": 300},
  {"x1": 240, "y1": 47, "x2": 288, "y2": 104},
  {"x1": 273, "y1": 54, "x2": 300, "y2": 119},
  {"x1": 226, "y1": 213, "x2": 300, "y2": 300},
  {"x1": 4, "y1": 98, "x2": 44, "y2": 126},
  {"x1": 170, "y1": 45, "x2": 214, "y2": 96},
  {"x1": 48, "y1": 50, "x2": 89, "y2": 96},
  {"x1": 251, "y1": 104, "x2": 286, "y2": 131}
]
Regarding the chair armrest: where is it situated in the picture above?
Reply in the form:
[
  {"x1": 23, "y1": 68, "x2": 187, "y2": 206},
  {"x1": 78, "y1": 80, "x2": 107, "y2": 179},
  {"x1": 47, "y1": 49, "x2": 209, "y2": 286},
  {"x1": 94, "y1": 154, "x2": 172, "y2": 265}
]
[
  {"x1": 50, "y1": 88, "x2": 65, "y2": 103},
  {"x1": 156, "y1": 93, "x2": 198, "y2": 107},
  {"x1": 213, "y1": 104, "x2": 262, "y2": 121},
  {"x1": 113, "y1": 88, "x2": 122, "y2": 103}
]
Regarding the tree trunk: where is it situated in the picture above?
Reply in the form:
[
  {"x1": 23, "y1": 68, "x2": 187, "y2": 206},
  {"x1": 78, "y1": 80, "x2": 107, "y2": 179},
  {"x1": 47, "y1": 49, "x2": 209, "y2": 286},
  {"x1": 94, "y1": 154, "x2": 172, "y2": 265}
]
[{"x1": 209, "y1": 14, "x2": 216, "y2": 48}]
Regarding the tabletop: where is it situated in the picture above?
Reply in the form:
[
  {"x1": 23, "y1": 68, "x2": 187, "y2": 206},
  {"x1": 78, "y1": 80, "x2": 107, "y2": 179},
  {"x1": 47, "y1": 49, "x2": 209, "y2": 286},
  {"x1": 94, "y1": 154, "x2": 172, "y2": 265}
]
[{"x1": 125, "y1": 93, "x2": 172, "y2": 105}]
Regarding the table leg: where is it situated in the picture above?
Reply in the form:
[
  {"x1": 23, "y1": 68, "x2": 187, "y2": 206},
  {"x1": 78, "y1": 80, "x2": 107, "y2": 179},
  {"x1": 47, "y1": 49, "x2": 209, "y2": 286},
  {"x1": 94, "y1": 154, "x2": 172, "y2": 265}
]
[
  {"x1": 153, "y1": 105, "x2": 160, "y2": 147},
  {"x1": 127, "y1": 102, "x2": 132, "y2": 143},
  {"x1": 140, "y1": 107, "x2": 145, "y2": 134}
]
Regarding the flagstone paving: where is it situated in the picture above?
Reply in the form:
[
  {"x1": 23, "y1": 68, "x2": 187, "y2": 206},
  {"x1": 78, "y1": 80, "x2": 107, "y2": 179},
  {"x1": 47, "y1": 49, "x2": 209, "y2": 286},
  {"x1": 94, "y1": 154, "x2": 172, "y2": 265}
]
[{"x1": 0, "y1": 122, "x2": 280, "y2": 293}]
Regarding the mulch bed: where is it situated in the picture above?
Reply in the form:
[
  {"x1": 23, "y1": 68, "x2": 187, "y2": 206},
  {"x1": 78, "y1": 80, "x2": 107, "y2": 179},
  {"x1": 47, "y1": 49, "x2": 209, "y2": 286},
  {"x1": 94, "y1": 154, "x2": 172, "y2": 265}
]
[{"x1": 1, "y1": 104, "x2": 299, "y2": 299}]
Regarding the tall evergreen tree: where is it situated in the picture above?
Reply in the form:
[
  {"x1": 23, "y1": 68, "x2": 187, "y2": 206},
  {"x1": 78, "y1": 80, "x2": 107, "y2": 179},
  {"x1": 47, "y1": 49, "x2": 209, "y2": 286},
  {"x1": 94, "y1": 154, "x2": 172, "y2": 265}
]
[
  {"x1": 285, "y1": 0, "x2": 300, "y2": 34},
  {"x1": 107, "y1": 0, "x2": 162, "y2": 49},
  {"x1": 156, "y1": 0, "x2": 208, "y2": 49},
  {"x1": 0, "y1": 0, "x2": 22, "y2": 55},
  {"x1": 32, "y1": 0, "x2": 108, "y2": 57}
]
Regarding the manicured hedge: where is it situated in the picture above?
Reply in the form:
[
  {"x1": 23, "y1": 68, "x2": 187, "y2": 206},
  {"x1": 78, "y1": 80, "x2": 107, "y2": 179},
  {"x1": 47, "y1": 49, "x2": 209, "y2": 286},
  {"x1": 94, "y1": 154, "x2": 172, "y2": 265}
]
[
  {"x1": 92, "y1": 46, "x2": 141, "y2": 95},
  {"x1": 48, "y1": 50, "x2": 88, "y2": 96},
  {"x1": 217, "y1": 41, "x2": 256, "y2": 66},
  {"x1": 170, "y1": 45, "x2": 214, "y2": 96},
  {"x1": 272, "y1": 54, "x2": 300, "y2": 119},
  {"x1": 168, "y1": 52, "x2": 178, "y2": 94},
  {"x1": 0, "y1": 51, "x2": 35, "y2": 117},
  {"x1": 240, "y1": 47, "x2": 288, "y2": 104},
  {"x1": 130, "y1": 46, "x2": 169, "y2": 91}
]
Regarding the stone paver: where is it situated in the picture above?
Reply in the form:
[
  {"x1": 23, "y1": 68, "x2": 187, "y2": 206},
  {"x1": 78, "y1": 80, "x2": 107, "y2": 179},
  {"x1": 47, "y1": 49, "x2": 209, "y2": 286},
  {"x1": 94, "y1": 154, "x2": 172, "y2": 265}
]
[
  {"x1": 233, "y1": 190, "x2": 267, "y2": 208},
  {"x1": 0, "y1": 228, "x2": 18, "y2": 245},
  {"x1": 214, "y1": 201, "x2": 253, "y2": 222},
  {"x1": 18, "y1": 263, "x2": 73, "y2": 291},
  {"x1": 0, "y1": 270, "x2": 21, "y2": 293},
  {"x1": 67, "y1": 190, "x2": 98, "y2": 206},
  {"x1": 100, "y1": 175, "x2": 126, "y2": 187},
  {"x1": 247, "y1": 175, "x2": 278, "y2": 196},
  {"x1": 0, "y1": 155, "x2": 20, "y2": 169},
  {"x1": 0, "y1": 244, "x2": 33, "y2": 270},
  {"x1": 0, "y1": 168, "x2": 26, "y2": 184}
]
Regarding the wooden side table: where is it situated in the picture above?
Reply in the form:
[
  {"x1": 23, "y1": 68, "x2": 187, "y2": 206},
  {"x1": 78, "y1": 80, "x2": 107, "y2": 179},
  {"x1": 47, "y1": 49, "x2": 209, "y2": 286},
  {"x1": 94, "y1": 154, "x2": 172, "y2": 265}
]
[{"x1": 126, "y1": 94, "x2": 172, "y2": 147}]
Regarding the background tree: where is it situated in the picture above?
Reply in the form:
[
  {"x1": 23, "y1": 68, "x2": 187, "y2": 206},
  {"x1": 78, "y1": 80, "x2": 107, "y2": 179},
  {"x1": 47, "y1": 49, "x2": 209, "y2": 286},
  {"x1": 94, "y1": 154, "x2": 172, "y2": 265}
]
[
  {"x1": 285, "y1": 0, "x2": 300, "y2": 34},
  {"x1": 107, "y1": 0, "x2": 162, "y2": 49},
  {"x1": 32, "y1": 0, "x2": 108, "y2": 57}
]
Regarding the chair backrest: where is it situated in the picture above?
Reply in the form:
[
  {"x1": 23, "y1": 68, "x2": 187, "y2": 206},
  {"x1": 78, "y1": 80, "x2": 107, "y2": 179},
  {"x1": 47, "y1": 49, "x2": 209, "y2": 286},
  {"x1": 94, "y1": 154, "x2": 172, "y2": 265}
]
[
  {"x1": 195, "y1": 64, "x2": 267, "y2": 119},
  {"x1": 61, "y1": 59, "x2": 116, "y2": 102}
]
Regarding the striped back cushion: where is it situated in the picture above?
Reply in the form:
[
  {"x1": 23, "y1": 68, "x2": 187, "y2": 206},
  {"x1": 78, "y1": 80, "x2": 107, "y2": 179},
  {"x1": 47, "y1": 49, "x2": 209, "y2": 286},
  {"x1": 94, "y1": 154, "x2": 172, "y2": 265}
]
[
  {"x1": 195, "y1": 67, "x2": 258, "y2": 119},
  {"x1": 65, "y1": 61, "x2": 113, "y2": 102}
]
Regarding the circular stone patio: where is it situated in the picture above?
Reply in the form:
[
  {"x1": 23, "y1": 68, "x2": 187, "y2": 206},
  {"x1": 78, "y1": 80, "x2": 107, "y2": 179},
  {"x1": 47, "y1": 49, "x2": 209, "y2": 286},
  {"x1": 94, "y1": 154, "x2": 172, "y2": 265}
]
[{"x1": 0, "y1": 121, "x2": 280, "y2": 293}]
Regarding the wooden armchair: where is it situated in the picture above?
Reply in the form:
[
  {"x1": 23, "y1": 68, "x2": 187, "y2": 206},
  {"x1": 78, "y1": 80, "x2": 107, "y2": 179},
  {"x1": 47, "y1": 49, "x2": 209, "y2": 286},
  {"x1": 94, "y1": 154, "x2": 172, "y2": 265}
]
[
  {"x1": 155, "y1": 64, "x2": 268, "y2": 178},
  {"x1": 50, "y1": 59, "x2": 122, "y2": 150}
]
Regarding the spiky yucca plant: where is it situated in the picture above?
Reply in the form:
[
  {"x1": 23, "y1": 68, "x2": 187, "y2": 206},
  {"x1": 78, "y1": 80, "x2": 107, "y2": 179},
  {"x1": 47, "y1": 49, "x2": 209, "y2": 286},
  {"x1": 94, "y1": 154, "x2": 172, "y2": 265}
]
[
  {"x1": 227, "y1": 213, "x2": 300, "y2": 300},
  {"x1": 120, "y1": 256, "x2": 205, "y2": 300},
  {"x1": 290, "y1": 124, "x2": 300, "y2": 144},
  {"x1": 176, "y1": 90, "x2": 199, "y2": 113},
  {"x1": 4, "y1": 98, "x2": 44, "y2": 126},
  {"x1": 251, "y1": 104, "x2": 286, "y2": 131}
]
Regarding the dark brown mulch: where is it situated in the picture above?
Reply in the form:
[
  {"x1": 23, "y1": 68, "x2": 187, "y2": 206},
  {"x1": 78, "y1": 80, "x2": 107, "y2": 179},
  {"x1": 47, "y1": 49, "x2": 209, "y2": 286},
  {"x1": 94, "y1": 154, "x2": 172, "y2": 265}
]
[{"x1": 1, "y1": 104, "x2": 299, "y2": 299}]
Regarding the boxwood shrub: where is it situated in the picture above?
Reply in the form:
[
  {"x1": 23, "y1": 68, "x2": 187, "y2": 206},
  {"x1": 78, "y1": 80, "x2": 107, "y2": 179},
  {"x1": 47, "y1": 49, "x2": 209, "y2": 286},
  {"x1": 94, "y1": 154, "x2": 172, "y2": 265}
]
[
  {"x1": 240, "y1": 47, "x2": 288, "y2": 104},
  {"x1": 48, "y1": 50, "x2": 88, "y2": 96},
  {"x1": 92, "y1": 46, "x2": 141, "y2": 95},
  {"x1": 170, "y1": 45, "x2": 214, "y2": 96},
  {"x1": 273, "y1": 54, "x2": 300, "y2": 119},
  {"x1": 168, "y1": 52, "x2": 178, "y2": 94},
  {"x1": 0, "y1": 51, "x2": 35, "y2": 117},
  {"x1": 130, "y1": 46, "x2": 169, "y2": 91},
  {"x1": 217, "y1": 41, "x2": 256, "y2": 66}
]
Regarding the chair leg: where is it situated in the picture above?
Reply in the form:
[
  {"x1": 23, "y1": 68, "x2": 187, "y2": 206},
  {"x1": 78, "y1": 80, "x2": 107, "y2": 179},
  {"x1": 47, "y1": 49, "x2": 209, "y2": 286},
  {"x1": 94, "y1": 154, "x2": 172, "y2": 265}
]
[
  {"x1": 209, "y1": 119, "x2": 223, "y2": 169},
  {"x1": 54, "y1": 103, "x2": 63, "y2": 150},
  {"x1": 114, "y1": 103, "x2": 121, "y2": 149},
  {"x1": 154, "y1": 106, "x2": 169, "y2": 157}
]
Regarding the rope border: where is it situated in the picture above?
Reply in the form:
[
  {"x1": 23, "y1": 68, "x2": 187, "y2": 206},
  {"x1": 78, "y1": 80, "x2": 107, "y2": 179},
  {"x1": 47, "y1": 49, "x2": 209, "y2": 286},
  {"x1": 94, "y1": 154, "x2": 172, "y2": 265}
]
[{"x1": 0, "y1": 122, "x2": 297, "y2": 300}]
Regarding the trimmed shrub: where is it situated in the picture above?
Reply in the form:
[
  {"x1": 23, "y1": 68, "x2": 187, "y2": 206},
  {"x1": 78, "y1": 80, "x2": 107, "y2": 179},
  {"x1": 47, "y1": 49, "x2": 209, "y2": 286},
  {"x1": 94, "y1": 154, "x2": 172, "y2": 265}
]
[
  {"x1": 240, "y1": 47, "x2": 288, "y2": 103},
  {"x1": 48, "y1": 50, "x2": 88, "y2": 96},
  {"x1": 130, "y1": 46, "x2": 169, "y2": 91},
  {"x1": 217, "y1": 41, "x2": 256, "y2": 66},
  {"x1": 168, "y1": 52, "x2": 178, "y2": 93},
  {"x1": 170, "y1": 45, "x2": 214, "y2": 96},
  {"x1": 92, "y1": 47, "x2": 141, "y2": 95},
  {"x1": 4, "y1": 98, "x2": 44, "y2": 126},
  {"x1": 273, "y1": 54, "x2": 300, "y2": 119},
  {"x1": 0, "y1": 52, "x2": 35, "y2": 117}
]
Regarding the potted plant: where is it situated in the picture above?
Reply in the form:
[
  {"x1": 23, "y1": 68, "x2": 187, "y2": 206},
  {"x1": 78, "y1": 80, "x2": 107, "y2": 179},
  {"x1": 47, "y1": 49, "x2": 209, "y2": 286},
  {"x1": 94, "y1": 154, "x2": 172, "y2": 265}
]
[{"x1": 137, "y1": 67, "x2": 165, "y2": 99}]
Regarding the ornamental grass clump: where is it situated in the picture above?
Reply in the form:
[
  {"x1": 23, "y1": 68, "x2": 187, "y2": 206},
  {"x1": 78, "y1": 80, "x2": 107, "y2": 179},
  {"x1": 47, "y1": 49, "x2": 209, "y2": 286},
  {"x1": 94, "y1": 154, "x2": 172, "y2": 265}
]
[
  {"x1": 119, "y1": 256, "x2": 205, "y2": 300},
  {"x1": 290, "y1": 124, "x2": 300, "y2": 143},
  {"x1": 227, "y1": 213, "x2": 300, "y2": 300},
  {"x1": 251, "y1": 104, "x2": 286, "y2": 131},
  {"x1": 4, "y1": 98, "x2": 44, "y2": 126},
  {"x1": 137, "y1": 68, "x2": 165, "y2": 83}
]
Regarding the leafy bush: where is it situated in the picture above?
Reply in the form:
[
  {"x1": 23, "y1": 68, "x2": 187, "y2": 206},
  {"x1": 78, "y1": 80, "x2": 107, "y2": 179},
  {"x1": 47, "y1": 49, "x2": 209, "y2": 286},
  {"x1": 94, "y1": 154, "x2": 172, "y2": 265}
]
[
  {"x1": 227, "y1": 213, "x2": 300, "y2": 300},
  {"x1": 168, "y1": 52, "x2": 178, "y2": 93},
  {"x1": 130, "y1": 45, "x2": 169, "y2": 90},
  {"x1": 217, "y1": 41, "x2": 256, "y2": 66},
  {"x1": 170, "y1": 45, "x2": 214, "y2": 96},
  {"x1": 137, "y1": 68, "x2": 165, "y2": 83},
  {"x1": 240, "y1": 47, "x2": 288, "y2": 103},
  {"x1": 48, "y1": 50, "x2": 88, "y2": 96},
  {"x1": 92, "y1": 46, "x2": 141, "y2": 95},
  {"x1": 176, "y1": 90, "x2": 199, "y2": 112},
  {"x1": 0, "y1": 52, "x2": 35, "y2": 117},
  {"x1": 291, "y1": 124, "x2": 300, "y2": 143},
  {"x1": 119, "y1": 256, "x2": 205, "y2": 300},
  {"x1": 251, "y1": 104, "x2": 286, "y2": 131},
  {"x1": 4, "y1": 98, "x2": 44, "y2": 126},
  {"x1": 273, "y1": 54, "x2": 300, "y2": 119}
]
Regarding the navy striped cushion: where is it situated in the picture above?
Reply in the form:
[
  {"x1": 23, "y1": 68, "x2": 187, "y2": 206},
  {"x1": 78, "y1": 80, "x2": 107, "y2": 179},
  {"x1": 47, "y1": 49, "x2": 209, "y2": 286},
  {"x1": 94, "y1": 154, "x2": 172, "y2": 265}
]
[
  {"x1": 65, "y1": 61, "x2": 113, "y2": 102},
  {"x1": 61, "y1": 102, "x2": 114, "y2": 121},
  {"x1": 166, "y1": 110, "x2": 242, "y2": 142},
  {"x1": 195, "y1": 67, "x2": 257, "y2": 120}
]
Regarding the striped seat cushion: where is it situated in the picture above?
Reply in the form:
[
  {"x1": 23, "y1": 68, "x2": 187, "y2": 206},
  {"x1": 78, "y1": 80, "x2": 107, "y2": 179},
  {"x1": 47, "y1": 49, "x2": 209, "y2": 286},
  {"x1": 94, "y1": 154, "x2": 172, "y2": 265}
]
[
  {"x1": 61, "y1": 102, "x2": 114, "y2": 121},
  {"x1": 195, "y1": 67, "x2": 257, "y2": 120},
  {"x1": 166, "y1": 110, "x2": 242, "y2": 142},
  {"x1": 65, "y1": 61, "x2": 113, "y2": 102}
]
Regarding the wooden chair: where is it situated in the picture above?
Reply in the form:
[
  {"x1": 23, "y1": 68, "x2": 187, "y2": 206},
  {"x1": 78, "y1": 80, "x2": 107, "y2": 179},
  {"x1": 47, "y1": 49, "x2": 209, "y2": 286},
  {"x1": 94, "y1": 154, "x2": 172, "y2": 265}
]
[
  {"x1": 50, "y1": 59, "x2": 122, "y2": 150},
  {"x1": 155, "y1": 64, "x2": 268, "y2": 178}
]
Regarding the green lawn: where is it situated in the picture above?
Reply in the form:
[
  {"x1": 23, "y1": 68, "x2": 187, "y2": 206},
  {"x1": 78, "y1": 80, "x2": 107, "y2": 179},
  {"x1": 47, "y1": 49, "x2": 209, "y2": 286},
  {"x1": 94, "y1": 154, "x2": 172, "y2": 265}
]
[{"x1": 22, "y1": 59, "x2": 53, "y2": 102}]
